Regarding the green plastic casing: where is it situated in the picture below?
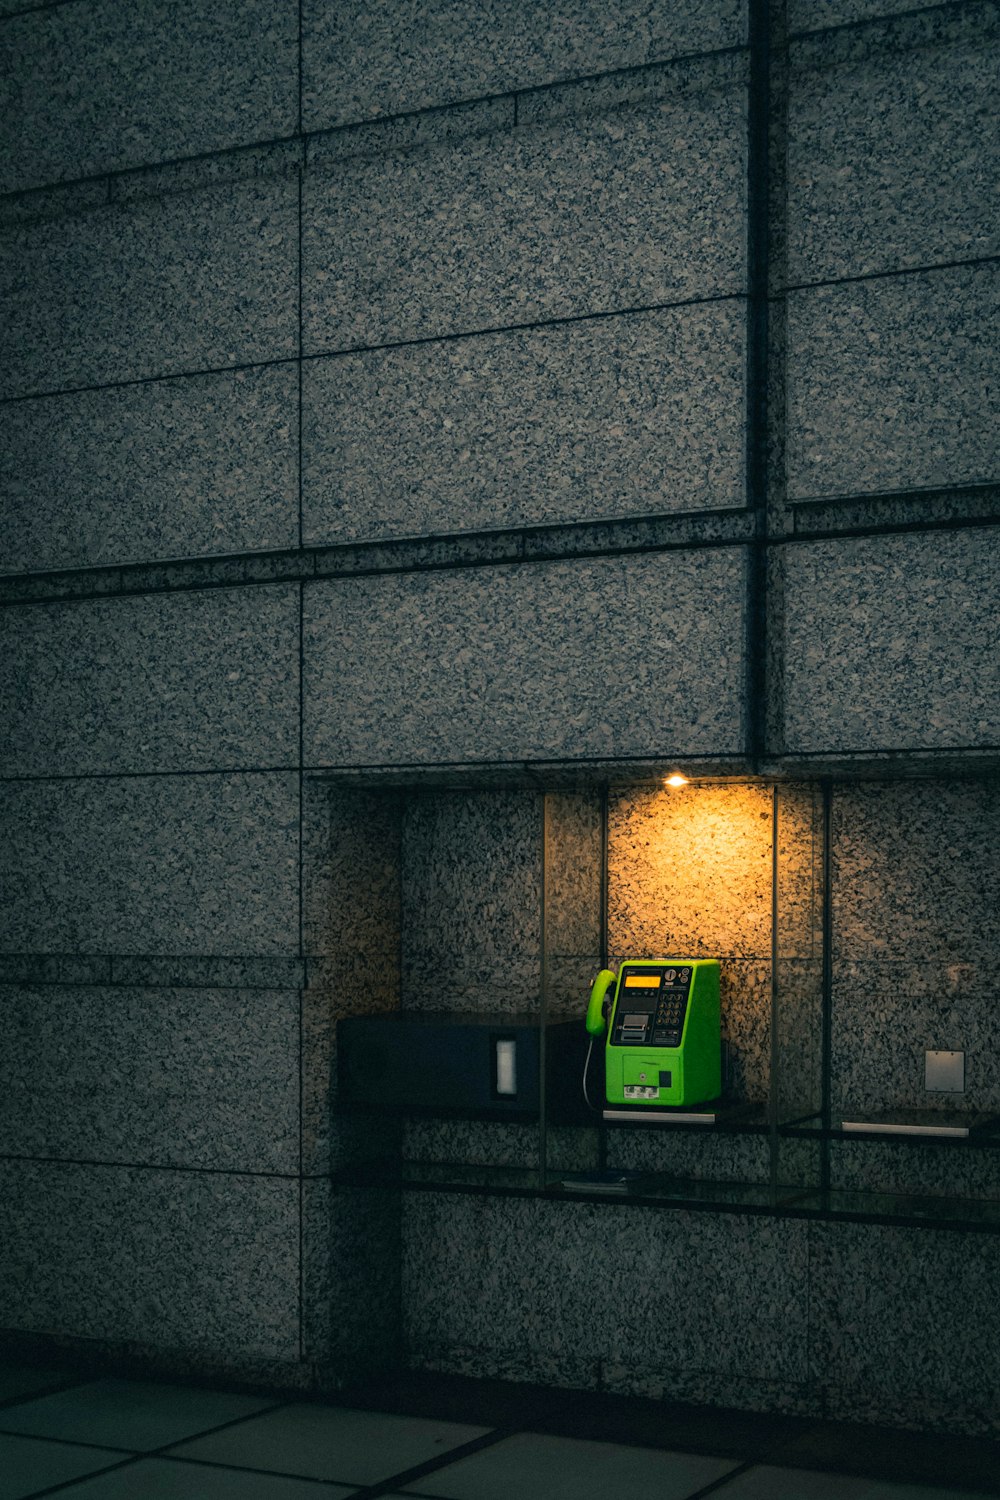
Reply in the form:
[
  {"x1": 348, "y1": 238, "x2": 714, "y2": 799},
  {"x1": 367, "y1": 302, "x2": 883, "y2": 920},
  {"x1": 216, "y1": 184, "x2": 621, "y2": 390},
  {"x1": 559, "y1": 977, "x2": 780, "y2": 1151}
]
[{"x1": 603, "y1": 958, "x2": 721, "y2": 1107}]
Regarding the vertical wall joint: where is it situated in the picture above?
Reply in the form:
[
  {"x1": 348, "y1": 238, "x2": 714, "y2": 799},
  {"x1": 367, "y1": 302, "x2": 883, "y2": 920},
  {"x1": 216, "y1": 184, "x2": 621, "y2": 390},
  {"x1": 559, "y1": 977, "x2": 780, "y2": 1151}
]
[{"x1": 746, "y1": 0, "x2": 772, "y2": 768}]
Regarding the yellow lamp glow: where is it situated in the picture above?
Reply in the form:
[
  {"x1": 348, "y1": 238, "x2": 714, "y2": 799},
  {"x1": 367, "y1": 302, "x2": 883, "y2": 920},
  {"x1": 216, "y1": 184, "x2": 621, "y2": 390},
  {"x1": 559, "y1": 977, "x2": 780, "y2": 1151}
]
[{"x1": 665, "y1": 773, "x2": 689, "y2": 788}]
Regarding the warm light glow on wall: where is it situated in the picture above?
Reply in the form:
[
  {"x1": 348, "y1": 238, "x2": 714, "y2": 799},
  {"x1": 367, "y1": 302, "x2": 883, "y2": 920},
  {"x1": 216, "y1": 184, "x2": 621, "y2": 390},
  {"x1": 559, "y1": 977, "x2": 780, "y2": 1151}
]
[{"x1": 665, "y1": 774, "x2": 689, "y2": 787}]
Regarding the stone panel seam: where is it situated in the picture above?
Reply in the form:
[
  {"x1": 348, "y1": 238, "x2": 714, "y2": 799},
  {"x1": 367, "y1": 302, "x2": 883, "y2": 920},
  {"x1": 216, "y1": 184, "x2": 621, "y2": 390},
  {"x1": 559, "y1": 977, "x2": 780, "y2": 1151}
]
[
  {"x1": 746, "y1": 0, "x2": 771, "y2": 768},
  {"x1": 0, "y1": 43, "x2": 750, "y2": 213},
  {"x1": 0, "y1": 354, "x2": 298, "y2": 408},
  {"x1": 784, "y1": 250, "x2": 1000, "y2": 295},
  {"x1": 5, "y1": 511, "x2": 1000, "y2": 608},
  {"x1": 0, "y1": 0, "x2": 76, "y2": 17},
  {"x1": 0, "y1": 1152, "x2": 303, "y2": 1179},
  {"x1": 0, "y1": 520, "x2": 754, "y2": 606},
  {"x1": 789, "y1": 479, "x2": 1000, "y2": 510},
  {"x1": 5, "y1": 516, "x2": 1000, "y2": 609},
  {"x1": 787, "y1": 510, "x2": 1000, "y2": 546},
  {"x1": 0, "y1": 765, "x2": 301, "y2": 783},
  {"x1": 788, "y1": 0, "x2": 997, "y2": 53},
  {"x1": 0, "y1": 290, "x2": 746, "y2": 407},
  {"x1": 0, "y1": 961, "x2": 306, "y2": 987},
  {"x1": 0, "y1": 134, "x2": 303, "y2": 228}
]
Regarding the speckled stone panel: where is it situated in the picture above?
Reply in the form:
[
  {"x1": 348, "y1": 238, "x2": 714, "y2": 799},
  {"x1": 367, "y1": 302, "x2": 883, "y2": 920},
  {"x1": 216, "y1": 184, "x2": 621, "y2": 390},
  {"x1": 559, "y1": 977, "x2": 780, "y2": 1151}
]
[
  {"x1": 545, "y1": 790, "x2": 604, "y2": 1018},
  {"x1": 775, "y1": 959, "x2": 825, "y2": 1122},
  {"x1": 304, "y1": 1182, "x2": 401, "y2": 1372},
  {"x1": 0, "y1": 0, "x2": 298, "y2": 195},
  {"x1": 789, "y1": 0, "x2": 968, "y2": 29},
  {"x1": 831, "y1": 959, "x2": 1000, "y2": 1118},
  {"x1": 605, "y1": 1129, "x2": 772, "y2": 1184},
  {"x1": 0, "y1": 365, "x2": 298, "y2": 575},
  {"x1": 302, "y1": 83, "x2": 746, "y2": 351},
  {"x1": 0, "y1": 773, "x2": 299, "y2": 955},
  {"x1": 0, "y1": 1159, "x2": 299, "y2": 1360},
  {"x1": 402, "y1": 792, "x2": 542, "y2": 1011},
  {"x1": 782, "y1": 530, "x2": 1000, "y2": 752},
  {"x1": 0, "y1": 178, "x2": 298, "y2": 398},
  {"x1": 403, "y1": 1118, "x2": 540, "y2": 1169},
  {"x1": 830, "y1": 781, "x2": 1000, "y2": 1117},
  {"x1": 833, "y1": 782, "x2": 1000, "y2": 959},
  {"x1": 302, "y1": 785, "x2": 402, "y2": 967},
  {"x1": 109, "y1": 138, "x2": 302, "y2": 209},
  {"x1": 809, "y1": 1221, "x2": 1000, "y2": 1435},
  {"x1": 828, "y1": 1138, "x2": 1000, "y2": 1204},
  {"x1": 108, "y1": 956, "x2": 305, "y2": 988},
  {"x1": 603, "y1": 1367, "x2": 818, "y2": 1417},
  {"x1": 609, "y1": 784, "x2": 773, "y2": 958},
  {"x1": 402, "y1": 1193, "x2": 809, "y2": 1387},
  {"x1": 0, "y1": 586, "x2": 299, "y2": 777},
  {"x1": 786, "y1": 264, "x2": 1000, "y2": 500},
  {"x1": 774, "y1": 783, "x2": 825, "y2": 962},
  {"x1": 303, "y1": 0, "x2": 745, "y2": 129},
  {"x1": 787, "y1": 28, "x2": 999, "y2": 283},
  {"x1": 302, "y1": 302, "x2": 747, "y2": 545},
  {"x1": 608, "y1": 781, "x2": 827, "y2": 1109},
  {"x1": 307, "y1": 97, "x2": 514, "y2": 171},
  {"x1": 0, "y1": 177, "x2": 109, "y2": 228},
  {"x1": 301, "y1": 784, "x2": 402, "y2": 1172},
  {"x1": 303, "y1": 550, "x2": 747, "y2": 766},
  {"x1": 0, "y1": 985, "x2": 299, "y2": 1172},
  {"x1": 545, "y1": 792, "x2": 602, "y2": 960}
]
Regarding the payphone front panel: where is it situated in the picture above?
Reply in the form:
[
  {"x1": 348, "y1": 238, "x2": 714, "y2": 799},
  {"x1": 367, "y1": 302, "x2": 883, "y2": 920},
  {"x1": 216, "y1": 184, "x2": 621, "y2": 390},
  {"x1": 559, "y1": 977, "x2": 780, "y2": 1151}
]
[{"x1": 603, "y1": 958, "x2": 720, "y2": 1107}]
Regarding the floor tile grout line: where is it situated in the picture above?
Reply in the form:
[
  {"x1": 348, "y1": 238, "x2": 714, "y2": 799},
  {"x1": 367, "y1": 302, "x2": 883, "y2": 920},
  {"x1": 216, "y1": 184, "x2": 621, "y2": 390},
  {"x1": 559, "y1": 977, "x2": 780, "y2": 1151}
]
[
  {"x1": 0, "y1": 1426, "x2": 136, "y2": 1455},
  {"x1": 6, "y1": 1395, "x2": 293, "y2": 1500},
  {"x1": 0, "y1": 1395, "x2": 293, "y2": 1457},
  {"x1": 122, "y1": 1446, "x2": 372, "y2": 1488},
  {"x1": 6, "y1": 1391, "x2": 999, "y2": 1498},
  {"x1": 8, "y1": 1456, "x2": 140, "y2": 1500},
  {"x1": 677, "y1": 1459, "x2": 757, "y2": 1500},
  {"x1": 336, "y1": 1425, "x2": 514, "y2": 1500}
]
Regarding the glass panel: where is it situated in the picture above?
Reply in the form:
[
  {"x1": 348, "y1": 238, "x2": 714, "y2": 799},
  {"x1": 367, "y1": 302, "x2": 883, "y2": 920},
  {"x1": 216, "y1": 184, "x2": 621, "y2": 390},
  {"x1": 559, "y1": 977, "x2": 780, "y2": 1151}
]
[
  {"x1": 541, "y1": 788, "x2": 605, "y2": 1186},
  {"x1": 822, "y1": 774, "x2": 1000, "y2": 1223},
  {"x1": 772, "y1": 781, "x2": 826, "y2": 1198},
  {"x1": 320, "y1": 784, "x2": 403, "y2": 1181},
  {"x1": 580, "y1": 779, "x2": 777, "y2": 1203}
]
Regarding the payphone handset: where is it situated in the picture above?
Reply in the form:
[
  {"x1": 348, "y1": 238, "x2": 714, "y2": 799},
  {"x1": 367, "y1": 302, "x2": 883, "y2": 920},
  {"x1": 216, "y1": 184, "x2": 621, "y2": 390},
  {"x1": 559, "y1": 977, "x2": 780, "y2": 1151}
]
[{"x1": 586, "y1": 958, "x2": 721, "y2": 1108}]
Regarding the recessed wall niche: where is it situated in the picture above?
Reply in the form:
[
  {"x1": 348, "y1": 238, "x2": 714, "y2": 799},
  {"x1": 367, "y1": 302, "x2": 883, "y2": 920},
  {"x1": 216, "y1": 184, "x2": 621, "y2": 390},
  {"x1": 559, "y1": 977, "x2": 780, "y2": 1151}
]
[
  {"x1": 301, "y1": 772, "x2": 1000, "y2": 1395},
  {"x1": 302, "y1": 776, "x2": 824, "y2": 1194}
]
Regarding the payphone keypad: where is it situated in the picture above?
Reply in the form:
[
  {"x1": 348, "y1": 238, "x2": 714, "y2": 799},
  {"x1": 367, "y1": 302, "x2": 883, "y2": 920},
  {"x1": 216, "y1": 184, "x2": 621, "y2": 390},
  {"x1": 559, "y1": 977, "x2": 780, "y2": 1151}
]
[{"x1": 612, "y1": 965, "x2": 691, "y2": 1047}]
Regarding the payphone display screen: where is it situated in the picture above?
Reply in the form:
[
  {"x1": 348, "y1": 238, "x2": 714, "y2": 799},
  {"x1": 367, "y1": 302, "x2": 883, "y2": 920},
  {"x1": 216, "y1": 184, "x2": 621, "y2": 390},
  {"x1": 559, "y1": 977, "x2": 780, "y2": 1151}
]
[{"x1": 612, "y1": 965, "x2": 692, "y2": 1047}]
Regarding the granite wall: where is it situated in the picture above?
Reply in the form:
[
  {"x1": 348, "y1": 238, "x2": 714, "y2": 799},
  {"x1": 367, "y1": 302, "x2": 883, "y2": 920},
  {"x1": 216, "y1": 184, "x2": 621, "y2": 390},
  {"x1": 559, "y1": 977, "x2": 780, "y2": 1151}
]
[{"x1": 1, "y1": 0, "x2": 998, "y2": 1434}]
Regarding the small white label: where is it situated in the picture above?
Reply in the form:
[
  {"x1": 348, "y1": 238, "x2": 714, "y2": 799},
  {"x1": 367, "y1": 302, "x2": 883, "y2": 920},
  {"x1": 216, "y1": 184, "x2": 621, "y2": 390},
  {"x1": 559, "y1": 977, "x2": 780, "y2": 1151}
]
[
  {"x1": 624, "y1": 1085, "x2": 659, "y2": 1100},
  {"x1": 495, "y1": 1040, "x2": 517, "y2": 1096}
]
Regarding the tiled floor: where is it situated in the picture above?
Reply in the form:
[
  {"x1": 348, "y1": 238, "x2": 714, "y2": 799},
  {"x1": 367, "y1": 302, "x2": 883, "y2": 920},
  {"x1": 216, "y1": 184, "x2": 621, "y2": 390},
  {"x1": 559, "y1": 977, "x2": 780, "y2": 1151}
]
[{"x1": 0, "y1": 1361, "x2": 998, "y2": 1500}]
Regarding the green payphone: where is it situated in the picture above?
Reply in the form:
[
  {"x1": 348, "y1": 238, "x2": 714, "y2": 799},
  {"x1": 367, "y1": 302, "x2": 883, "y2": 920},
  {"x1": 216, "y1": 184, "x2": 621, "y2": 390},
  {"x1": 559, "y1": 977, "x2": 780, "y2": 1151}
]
[{"x1": 586, "y1": 959, "x2": 721, "y2": 1107}]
